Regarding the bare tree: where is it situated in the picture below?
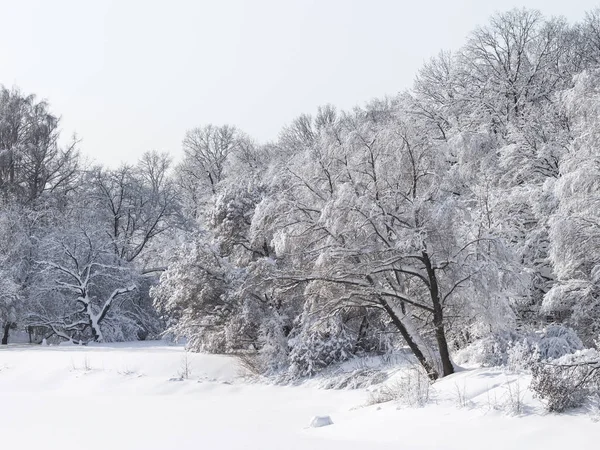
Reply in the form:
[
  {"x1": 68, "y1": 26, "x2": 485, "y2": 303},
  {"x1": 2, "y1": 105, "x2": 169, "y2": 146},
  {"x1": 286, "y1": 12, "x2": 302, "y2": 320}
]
[
  {"x1": 460, "y1": 9, "x2": 571, "y2": 129},
  {"x1": 181, "y1": 124, "x2": 238, "y2": 195},
  {"x1": 92, "y1": 151, "x2": 178, "y2": 263},
  {"x1": 0, "y1": 87, "x2": 79, "y2": 203}
]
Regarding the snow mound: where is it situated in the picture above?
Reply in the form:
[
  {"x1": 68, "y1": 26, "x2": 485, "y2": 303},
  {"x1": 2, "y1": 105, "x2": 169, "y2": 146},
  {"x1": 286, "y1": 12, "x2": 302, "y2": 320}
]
[{"x1": 309, "y1": 415, "x2": 333, "y2": 428}]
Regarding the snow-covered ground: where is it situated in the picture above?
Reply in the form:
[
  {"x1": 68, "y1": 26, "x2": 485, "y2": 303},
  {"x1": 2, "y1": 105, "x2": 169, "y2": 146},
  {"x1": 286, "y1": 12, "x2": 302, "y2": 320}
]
[{"x1": 0, "y1": 341, "x2": 598, "y2": 449}]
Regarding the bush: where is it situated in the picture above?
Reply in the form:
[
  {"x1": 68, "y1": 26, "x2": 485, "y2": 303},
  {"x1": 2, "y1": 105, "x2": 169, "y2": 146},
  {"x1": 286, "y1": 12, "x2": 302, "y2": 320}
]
[
  {"x1": 537, "y1": 325, "x2": 583, "y2": 360},
  {"x1": 254, "y1": 314, "x2": 289, "y2": 375},
  {"x1": 288, "y1": 323, "x2": 355, "y2": 378},
  {"x1": 503, "y1": 378, "x2": 525, "y2": 415},
  {"x1": 367, "y1": 366, "x2": 431, "y2": 407},
  {"x1": 456, "y1": 326, "x2": 584, "y2": 370},
  {"x1": 454, "y1": 331, "x2": 526, "y2": 367},
  {"x1": 322, "y1": 368, "x2": 389, "y2": 390},
  {"x1": 530, "y1": 349, "x2": 600, "y2": 412},
  {"x1": 506, "y1": 339, "x2": 540, "y2": 372}
]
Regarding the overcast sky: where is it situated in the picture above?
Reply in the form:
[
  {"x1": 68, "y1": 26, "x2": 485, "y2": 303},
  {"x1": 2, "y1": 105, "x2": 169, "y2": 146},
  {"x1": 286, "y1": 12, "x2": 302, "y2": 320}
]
[{"x1": 1, "y1": 0, "x2": 598, "y2": 166}]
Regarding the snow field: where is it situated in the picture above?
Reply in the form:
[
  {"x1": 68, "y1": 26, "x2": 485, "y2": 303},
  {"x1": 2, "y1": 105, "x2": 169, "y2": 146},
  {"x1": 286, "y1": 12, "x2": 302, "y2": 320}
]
[{"x1": 1, "y1": 341, "x2": 599, "y2": 449}]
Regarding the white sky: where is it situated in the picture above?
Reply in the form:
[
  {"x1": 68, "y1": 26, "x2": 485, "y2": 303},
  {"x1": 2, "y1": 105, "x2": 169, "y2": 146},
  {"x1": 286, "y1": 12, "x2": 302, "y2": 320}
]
[{"x1": 1, "y1": 0, "x2": 598, "y2": 166}]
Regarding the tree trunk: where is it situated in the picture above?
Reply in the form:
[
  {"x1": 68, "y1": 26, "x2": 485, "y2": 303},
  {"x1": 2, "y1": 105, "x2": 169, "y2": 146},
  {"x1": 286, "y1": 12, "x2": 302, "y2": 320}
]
[
  {"x1": 1, "y1": 322, "x2": 11, "y2": 345},
  {"x1": 354, "y1": 314, "x2": 368, "y2": 353},
  {"x1": 380, "y1": 298, "x2": 439, "y2": 380},
  {"x1": 433, "y1": 313, "x2": 454, "y2": 376},
  {"x1": 422, "y1": 251, "x2": 455, "y2": 377},
  {"x1": 364, "y1": 268, "x2": 439, "y2": 379}
]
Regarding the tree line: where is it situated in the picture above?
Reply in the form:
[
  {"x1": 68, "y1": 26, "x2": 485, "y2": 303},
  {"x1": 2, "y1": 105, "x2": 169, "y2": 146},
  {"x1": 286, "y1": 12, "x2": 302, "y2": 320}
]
[{"x1": 2, "y1": 8, "x2": 600, "y2": 382}]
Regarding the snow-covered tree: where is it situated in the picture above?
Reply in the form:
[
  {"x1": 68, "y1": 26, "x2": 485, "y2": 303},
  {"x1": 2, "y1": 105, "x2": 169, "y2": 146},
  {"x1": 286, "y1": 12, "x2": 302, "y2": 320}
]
[
  {"x1": 0, "y1": 87, "x2": 79, "y2": 204},
  {"x1": 543, "y1": 69, "x2": 600, "y2": 343},
  {"x1": 27, "y1": 222, "x2": 143, "y2": 343},
  {"x1": 5, "y1": 7, "x2": 600, "y2": 383},
  {"x1": 91, "y1": 153, "x2": 179, "y2": 265}
]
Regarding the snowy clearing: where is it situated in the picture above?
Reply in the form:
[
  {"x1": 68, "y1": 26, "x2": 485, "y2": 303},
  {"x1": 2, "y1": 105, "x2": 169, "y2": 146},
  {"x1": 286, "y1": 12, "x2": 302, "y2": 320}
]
[{"x1": 0, "y1": 341, "x2": 598, "y2": 449}]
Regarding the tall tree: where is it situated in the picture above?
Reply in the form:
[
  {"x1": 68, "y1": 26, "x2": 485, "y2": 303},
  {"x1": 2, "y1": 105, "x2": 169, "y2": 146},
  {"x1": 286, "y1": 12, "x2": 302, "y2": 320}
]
[{"x1": 0, "y1": 87, "x2": 79, "y2": 204}]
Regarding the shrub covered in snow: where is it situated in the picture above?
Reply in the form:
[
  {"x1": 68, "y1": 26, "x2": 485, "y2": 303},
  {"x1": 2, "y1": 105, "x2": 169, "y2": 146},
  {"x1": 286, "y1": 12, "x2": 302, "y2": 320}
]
[
  {"x1": 394, "y1": 366, "x2": 431, "y2": 407},
  {"x1": 537, "y1": 325, "x2": 584, "y2": 360},
  {"x1": 288, "y1": 321, "x2": 355, "y2": 377},
  {"x1": 456, "y1": 325, "x2": 584, "y2": 370},
  {"x1": 454, "y1": 331, "x2": 526, "y2": 367},
  {"x1": 531, "y1": 349, "x2": 600, "y2": 412},
  {"x1": 367, "y1": 365, "x2": 431, "y2": 407},
  {"x1": 321, "y1": 367, "x2": 389, "y2": 390},
  {"x1": 506, "y1": 339, "x2": 540, "y2": 372}
]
